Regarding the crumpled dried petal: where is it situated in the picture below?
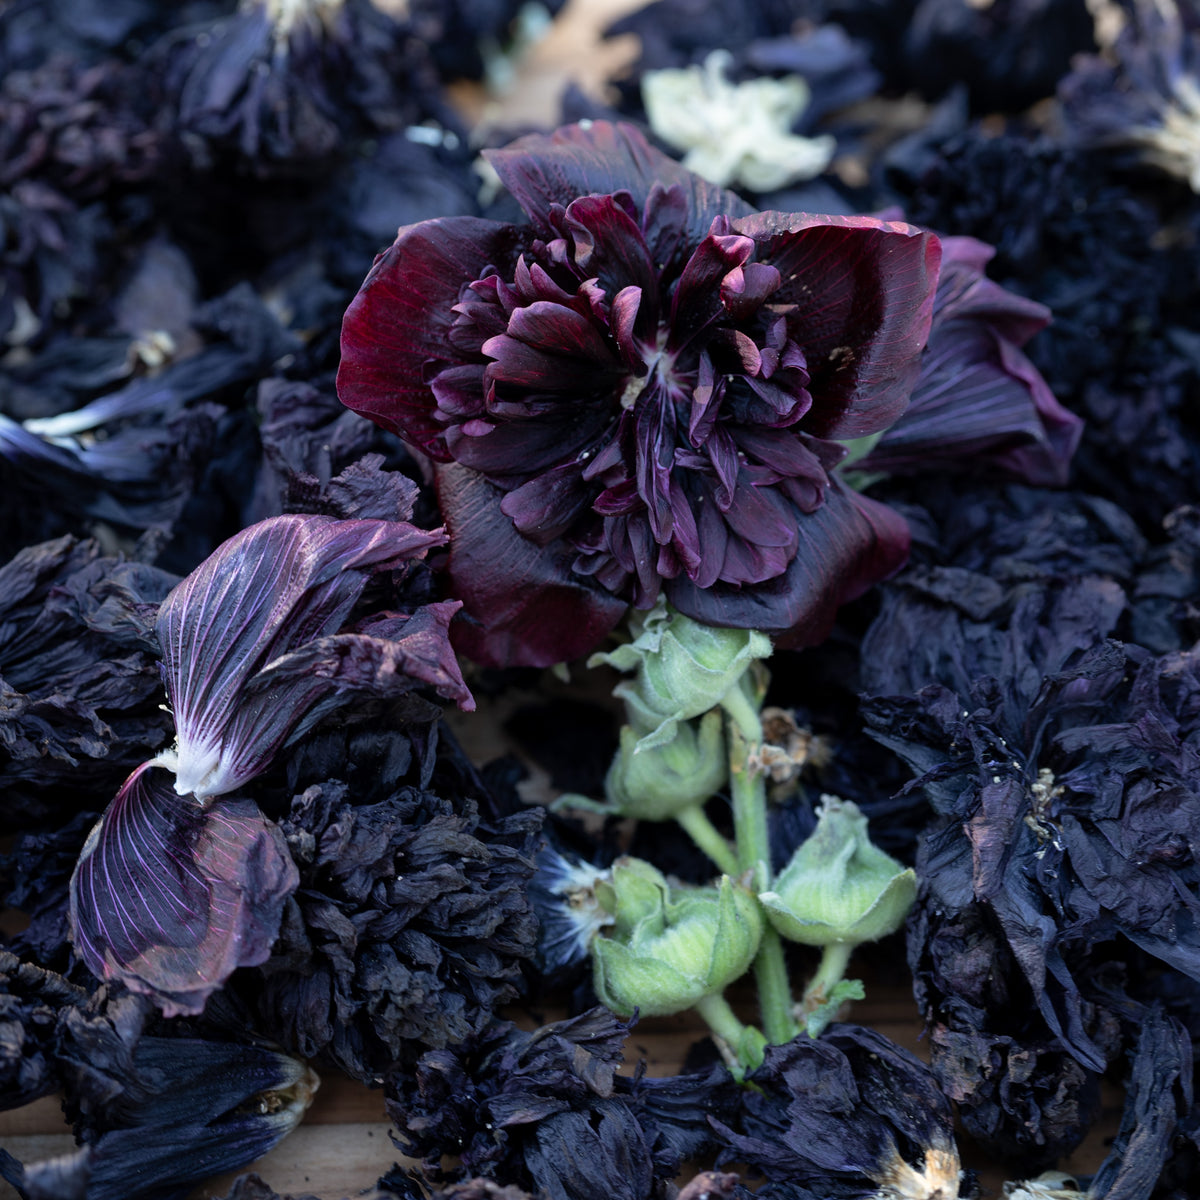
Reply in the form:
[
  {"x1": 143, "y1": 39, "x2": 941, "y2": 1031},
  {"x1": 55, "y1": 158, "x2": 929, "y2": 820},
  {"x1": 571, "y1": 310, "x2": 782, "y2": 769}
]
[
  {"x1": 151, "y1": 513, "x2": 471, "y2": 801},
  {"x1": 69, "y1": 763, "x2": 299, "y2": 1016}
]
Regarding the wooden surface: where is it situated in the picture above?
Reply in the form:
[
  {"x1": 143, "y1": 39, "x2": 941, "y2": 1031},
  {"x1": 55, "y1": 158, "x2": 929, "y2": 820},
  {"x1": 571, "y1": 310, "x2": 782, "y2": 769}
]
[{"x1": 0, "y1": 986, "x2": 1120, "y2": 1199}]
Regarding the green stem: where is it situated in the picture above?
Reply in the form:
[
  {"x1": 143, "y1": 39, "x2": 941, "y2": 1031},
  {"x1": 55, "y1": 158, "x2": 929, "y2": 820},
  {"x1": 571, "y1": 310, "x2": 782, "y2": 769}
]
[
  {"x1": 725, "y1": 702, "x2": 798, "y2": 1046},
  {"x1": 694, "y1": 992, "x2": 766, "y2": 1079},
  {"x1": 804, "y1": 940, "x2": 854, "y2": 1007},
  {"x1": 675, "y1": 805, "x2": 740, "y2": 877}
]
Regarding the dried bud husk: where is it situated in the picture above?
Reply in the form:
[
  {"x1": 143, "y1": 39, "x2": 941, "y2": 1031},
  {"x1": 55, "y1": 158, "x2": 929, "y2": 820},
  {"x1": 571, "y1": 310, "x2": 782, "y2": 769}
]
[
  {"x1": 759, "y1": 796, "x2": 916, "y2": 947},
  {"x1": 592, "y1": 859, "x2": 762, "y2": 1018}
]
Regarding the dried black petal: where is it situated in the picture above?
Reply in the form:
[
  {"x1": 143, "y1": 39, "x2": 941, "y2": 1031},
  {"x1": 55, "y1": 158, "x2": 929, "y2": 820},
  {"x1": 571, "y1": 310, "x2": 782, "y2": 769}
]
[
  {"x1": 0, "y1": 534, "x2": 177, "y2": 829},
  {"x1": 713, "y1": 1024, "x2": 963, "y2": 1196},
  {"x1": 247, "y1": 770, "x2": 540, "y2": 1079}
]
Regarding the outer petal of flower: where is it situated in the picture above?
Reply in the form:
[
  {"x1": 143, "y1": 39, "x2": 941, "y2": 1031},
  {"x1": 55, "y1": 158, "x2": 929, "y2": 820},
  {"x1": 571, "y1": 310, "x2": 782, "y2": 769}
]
[
  {"x1": 69, "y1": 764, "x2": 298, "y2": 1017},
  {"x1": 666, "y1": 481, "x2": 910, "y2": 645},
  {"x1": 732, "y1": 211, "x2": 942, "y2": 439},
  {"x1": 483, "y1": 120, "x2": 753, "y2": 245},
  {"x1": 436, "y1": 462, "x2": 627, "y2": 667},
  {"x1": 337, "y1": 216, "x2": 527, "y2": 457}
]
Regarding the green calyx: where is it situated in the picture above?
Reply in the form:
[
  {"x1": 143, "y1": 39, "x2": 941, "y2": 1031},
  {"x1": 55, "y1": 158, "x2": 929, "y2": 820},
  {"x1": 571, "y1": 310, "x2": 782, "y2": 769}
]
[
  {"x1": 604, "y1": 708, "x2": 728, "y2": 821},
  {"x1": 759, "y1": 795, "x2": 917, "y2": 947},
  {"x1": 592, "y1": 858, "x2": 763, "y2": 1018},
  {"x1": 590, "y1": 598, "x2": 772, "y2": 751}
]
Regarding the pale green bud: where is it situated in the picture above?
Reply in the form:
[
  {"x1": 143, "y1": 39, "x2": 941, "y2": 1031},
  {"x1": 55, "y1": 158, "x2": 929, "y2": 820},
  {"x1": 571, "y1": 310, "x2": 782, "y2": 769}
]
[
  {"x1": 759, "y1": 796, "x2": 916, "y2": 947},
  {"x1": 590, "y1": 598, "x2": 771, "y2": 751},
  {"x1": 592, "y1": 859, "x2": 762, "y2": 1017},
  {"x1": 604, "y1": 709, "x2": 727, "y2": 821}
]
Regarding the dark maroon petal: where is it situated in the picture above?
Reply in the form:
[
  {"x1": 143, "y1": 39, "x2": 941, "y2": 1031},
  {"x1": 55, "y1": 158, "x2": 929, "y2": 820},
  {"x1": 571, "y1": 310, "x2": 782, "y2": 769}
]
[
  {"x1": 337, "y1": 217, "x2": 527, "y2": 456},
  {"x1": 430, "y1": 362, "x2": 488, "y2": 420},
  {"x1": 500, "y1": 463, "x2": 597, "y2": 545},
  {"x1": 666, "y1": 481, "x2": 910, "y2": 643},
  {"x1": 69, "y1": 764, "x2": 297, "y2": 1017},
  {"x1": 155, "y1": 515, "x2": 447, "y2": 800},
  {"x1": 446, "y1": 408, "x2": 611, "y2": 479},
  {"x1": 563, "y1": 193, "x2": 658, "y2": 306},
  {"x1": 247, "y1": 600, "x2": 475, "y2": 716},
  {"x1": 720, "y1": 261, "x2": 783, "y2": 320},
  {"x1": 436, "y1": 462, "x2": 626, "y2": 667},
  {"x1": 483, "y1": 121, "x2": 753, "y2": 246},
  {"x1": 667, "y1": 226, "x2": 756, "y2": 355},
  {"x1": 484, "y1": 301, "x2": 621, "y2": 387},
  {"x1": 732, "y1": 211, "x2": 942, "y2": 439}
]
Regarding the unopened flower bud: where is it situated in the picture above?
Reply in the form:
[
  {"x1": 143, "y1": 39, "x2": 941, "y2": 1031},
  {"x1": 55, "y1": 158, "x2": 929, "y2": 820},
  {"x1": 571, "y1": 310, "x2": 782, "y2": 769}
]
[
  {"x1": 592, "y1": 859, "x2": 762, "y2": 1017},
  {"x1": 605, "y1": 709, "x2": 727, "y2": 821},
  {"x1": 759, "y1": 795, "x2": 916, "y2": 947},
  {"x1": 591, "y1": 598, "x2": 771, "y2": 751}
]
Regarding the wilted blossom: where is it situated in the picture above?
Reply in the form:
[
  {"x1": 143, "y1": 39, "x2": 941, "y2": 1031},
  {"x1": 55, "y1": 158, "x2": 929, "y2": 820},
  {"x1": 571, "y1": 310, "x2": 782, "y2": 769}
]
[
  {"x1": 0, "y1": 534, "x2": 177, "y2": 830},
  {"x1": 854, "y1": 235, "x2": 1082, "y2": 487},
  {"x1": 151, "y1": 512, "x2": 472, "y2": 801},
  {"x1": 246, "y1": 766, "x2": 541, "y2": 1079},
  {"x1": 339, "y1": 120, "x2": 940, "y2": 666},
  {"x1": 712, "y1": 1024, "x2": 967, "y2": 1200},
  {"x1": 386, "y1": 1005, "x2": 739, "y2": 1195},
  {"x1": 149, "y1": 0, "x2": 452, "y2": 176},
  {"x1": 1058, "y1": 0, "x2": 1200, "y2": 191},
  {"x1": 0, "y1": 974, "x2": 318, "y2": 1200}
]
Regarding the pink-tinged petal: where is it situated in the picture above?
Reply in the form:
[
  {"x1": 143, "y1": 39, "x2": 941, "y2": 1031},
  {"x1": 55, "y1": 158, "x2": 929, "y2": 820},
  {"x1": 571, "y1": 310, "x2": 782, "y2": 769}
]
[
  {"x1": 483, "y1": 121, "x2": 752, "y2": 246},
  {"x1": 69, "y1": 764, "x2": 297, "y2": 1017},
  {"x1": 720, "y1": 261, "x2": 783, "y2": 320},
  {"x1": 859, "y1": 325, "x2": 1082, "y2": 486},
  {"x1": 337, "y1": 217, "x2": 527, "y2": 457},
  {"x1": 666, "y1": 481, "x2": 910, "y2": 644},
  {"x1": 436, "y1": 462, "x2": 627, "y2": 667},
  {"x1": 154, "y1": 515, "x2": 448, "y2": 800},
  {"x1": 732, "y1": 211, "x2": 942, "y2": 439},
  {"x1": 936, "y1": 236, "x2": 1050, "y2": 344}
]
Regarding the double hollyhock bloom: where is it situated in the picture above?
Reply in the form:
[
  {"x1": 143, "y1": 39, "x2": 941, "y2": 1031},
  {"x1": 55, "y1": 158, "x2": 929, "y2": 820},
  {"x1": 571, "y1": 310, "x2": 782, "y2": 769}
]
[{"x1": 338, "y1": 121, "x2": 942, "y2": 666}]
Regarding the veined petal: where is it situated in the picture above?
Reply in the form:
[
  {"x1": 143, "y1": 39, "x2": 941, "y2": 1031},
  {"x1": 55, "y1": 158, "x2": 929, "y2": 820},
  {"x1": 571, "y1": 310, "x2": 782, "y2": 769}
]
[
  {"x1": 733, "y1": 211, "x2": 942, "y2": 439},
  {"x1": 154, "y1": 515, "x2": 450, "y2": 801},
  {"x1": 69, "y1": 764, "x2": 297, "y2": 1017}
]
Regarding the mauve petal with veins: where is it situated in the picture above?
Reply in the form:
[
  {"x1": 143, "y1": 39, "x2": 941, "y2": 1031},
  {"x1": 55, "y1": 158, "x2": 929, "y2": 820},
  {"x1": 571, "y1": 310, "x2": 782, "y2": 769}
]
[
  {"x1": 69, "y1": 764, "x2": 297, "y2": 1016},
  {"x1": 154, "y1": 514, "x2": 461, "y2": 800},
  {"x1": 338, "y1": 122, "x2": 941, "y2": 662}
]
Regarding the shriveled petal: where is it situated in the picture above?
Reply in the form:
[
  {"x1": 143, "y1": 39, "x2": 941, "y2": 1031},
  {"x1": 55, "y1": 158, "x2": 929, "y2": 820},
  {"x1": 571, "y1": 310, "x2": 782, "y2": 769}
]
[
  {"x1": 338, "y1": 217, "x2": 527, "y2": 457},
  {"x1": 154, "y1": 515, "x2": 447, "y2": 800},
  {"x1": 733, "y1": 211, "x2": 942, "y2": 439},
  {"x1": 484, "y1": 121, "x2": 753, "y2": 246},
  {"x1": 667, "y1": 482, "x2": 910, "y2": 644},
  {"x1": 69, "y1": 764, "x2": 297, "y2": 1017},
  {"x1": 437, "y1": 462, "x2": 627, "y2": 667}
]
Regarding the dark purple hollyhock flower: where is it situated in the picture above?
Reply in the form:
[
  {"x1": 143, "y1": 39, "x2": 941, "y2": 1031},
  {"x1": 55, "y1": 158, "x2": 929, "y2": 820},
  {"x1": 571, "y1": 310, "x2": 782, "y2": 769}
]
[
  {"x1": 69, "y1": 762, "x2": 299, "y2": 1015},
  {"x1": 712, "y1": 1024, "x2": 966, "y2": 1199},
  {"x1": 151, "y1": 513, "x2": 471, "y2": 801},
  {"x1": 338, "y1": 120, "x2": 940, "y2": 666},
  {"x1": 248, "y1": 773, "x2": 540, "y2": 1078},
  {"x1": 855, "y1": 236, "x2": 1082, "y2": 487},
  {"x1": 0, "y1": 535, "x2": 178, "y2": 831}
]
